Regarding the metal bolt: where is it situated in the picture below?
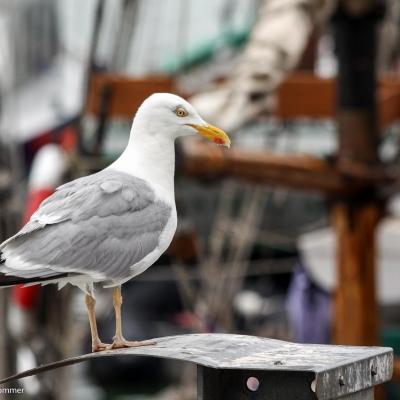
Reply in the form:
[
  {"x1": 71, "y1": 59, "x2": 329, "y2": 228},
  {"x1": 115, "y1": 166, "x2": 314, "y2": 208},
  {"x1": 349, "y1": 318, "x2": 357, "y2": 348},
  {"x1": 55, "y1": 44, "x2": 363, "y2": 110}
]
[
  {"x1": 246, "y1": 377, "x2": 260, "y2": 392},
  {"x1": 339, "y1": 376, "x2": 345, "y2": 387}
]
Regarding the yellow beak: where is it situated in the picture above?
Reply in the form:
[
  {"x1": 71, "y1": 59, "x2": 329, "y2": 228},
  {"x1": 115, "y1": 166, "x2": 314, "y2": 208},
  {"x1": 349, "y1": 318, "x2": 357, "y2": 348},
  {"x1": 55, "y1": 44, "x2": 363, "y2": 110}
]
[{"x1": 188, "y1": 123, "x2": 231, "y2": 148}]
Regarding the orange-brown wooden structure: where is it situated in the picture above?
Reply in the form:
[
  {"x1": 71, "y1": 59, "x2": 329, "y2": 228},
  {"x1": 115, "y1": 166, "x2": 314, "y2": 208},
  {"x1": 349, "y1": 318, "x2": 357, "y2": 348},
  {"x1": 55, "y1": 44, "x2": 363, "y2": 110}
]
[
  {"x1": 277, "y1": 73, "x2": 400, "y2": 131},
  {"x1": 85, "y1": 74, "x2": 175, "y2": 119}
]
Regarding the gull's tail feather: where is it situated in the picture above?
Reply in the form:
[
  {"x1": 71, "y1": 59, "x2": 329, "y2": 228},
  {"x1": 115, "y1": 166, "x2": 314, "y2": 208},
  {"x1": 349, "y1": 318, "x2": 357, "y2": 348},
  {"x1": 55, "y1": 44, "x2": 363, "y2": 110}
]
[
  {"x1": 0, "y1": 250, "x2": 69, "y2": 287},
  {"x1": 0, "y1": 251, "x2": 5, "y2": 264},
  {"x1": 0, "y1": 250, "x2": 85, "y2": 290},
  {"x1": 0, "y1": 273, "x2": 69, "y2": 287}
]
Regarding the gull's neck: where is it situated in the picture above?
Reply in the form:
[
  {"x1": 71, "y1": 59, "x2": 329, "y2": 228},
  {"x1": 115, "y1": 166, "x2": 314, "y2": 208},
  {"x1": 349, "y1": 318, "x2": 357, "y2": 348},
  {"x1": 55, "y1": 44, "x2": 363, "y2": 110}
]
[{"x1": 108, "y1": 125, "x2": 176, "y2": 204}]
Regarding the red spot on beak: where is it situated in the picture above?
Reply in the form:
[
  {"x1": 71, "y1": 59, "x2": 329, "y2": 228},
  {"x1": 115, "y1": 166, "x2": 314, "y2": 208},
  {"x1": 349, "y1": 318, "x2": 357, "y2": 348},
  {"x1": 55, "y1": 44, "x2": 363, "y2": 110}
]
[{"x1": 214, "y1": 138, "x2": 224, "y2": 145}]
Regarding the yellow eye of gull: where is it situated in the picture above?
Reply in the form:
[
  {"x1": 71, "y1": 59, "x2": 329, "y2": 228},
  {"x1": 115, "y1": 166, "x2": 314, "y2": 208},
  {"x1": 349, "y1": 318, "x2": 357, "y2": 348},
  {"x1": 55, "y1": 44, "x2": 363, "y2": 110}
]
[{"x1": 175, "y1": 107, "x2": 188, "y2": 117}]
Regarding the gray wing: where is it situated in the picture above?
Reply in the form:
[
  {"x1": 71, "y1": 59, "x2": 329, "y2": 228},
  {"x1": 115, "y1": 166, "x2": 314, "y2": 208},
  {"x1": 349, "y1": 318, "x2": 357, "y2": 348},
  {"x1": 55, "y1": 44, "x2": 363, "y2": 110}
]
[{"x1": 0, "y1": 170, "x2": 172, "y2": 283}]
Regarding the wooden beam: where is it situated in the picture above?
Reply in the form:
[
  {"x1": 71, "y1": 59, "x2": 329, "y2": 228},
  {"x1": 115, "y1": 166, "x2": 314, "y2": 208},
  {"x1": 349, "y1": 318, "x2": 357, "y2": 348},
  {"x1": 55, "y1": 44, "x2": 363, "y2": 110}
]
[
  {"x1": 182, "y1": 141, "x2": 360, "y2": 196},
  {"x1": 276, "y1": 74, "x2": 335, "y2": 120},
  {"x1": 276, "y1": 73, "x2": 400, "y2": 129},
  {"x1": 181, "y1": 141, "x2": 394, "y2": 196},
  {"x1": 85, "y1": 72, "x2": 400, "y2": 128},
  {"x1": 85, "y1": 74, "x2": 175, "y2": 119},
  {"x1": 332, "y1": 201, "x2": 381, "y2": 345},
  {"x1": 393, "y1": 357, "x2": 400, "y2": 382},
  {"x1": 379, "y1": 77, "x2": 400, "y2": 129}
]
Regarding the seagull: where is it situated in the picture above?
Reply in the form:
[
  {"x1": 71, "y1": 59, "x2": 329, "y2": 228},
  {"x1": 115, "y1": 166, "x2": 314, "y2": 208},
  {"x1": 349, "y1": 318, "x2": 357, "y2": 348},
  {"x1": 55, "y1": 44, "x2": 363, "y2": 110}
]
[{"x1": 0, "y1": 93, "x2": 230, "y2": 352}]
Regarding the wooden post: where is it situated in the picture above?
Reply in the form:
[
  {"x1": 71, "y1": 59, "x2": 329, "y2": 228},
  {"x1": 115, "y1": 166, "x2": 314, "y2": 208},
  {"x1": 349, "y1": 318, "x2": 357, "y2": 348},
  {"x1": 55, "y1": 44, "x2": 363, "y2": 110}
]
[
  {"x1": 332, "y1": 2, "x2": 384, "y2": 345},
  {"x1": 333, "y1": 202, "x2": 381, "y2": 345}
]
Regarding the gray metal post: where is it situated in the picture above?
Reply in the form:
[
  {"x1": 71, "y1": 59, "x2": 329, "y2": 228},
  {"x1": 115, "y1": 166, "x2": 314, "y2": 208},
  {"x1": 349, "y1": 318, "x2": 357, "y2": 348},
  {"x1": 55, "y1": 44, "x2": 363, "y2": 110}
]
[
  {"x1": 197, "y1": 366, "x2": 317, "y2": 399},
  {"x1": 197, "y1": 367, "x2": 376, "y2": 400}
]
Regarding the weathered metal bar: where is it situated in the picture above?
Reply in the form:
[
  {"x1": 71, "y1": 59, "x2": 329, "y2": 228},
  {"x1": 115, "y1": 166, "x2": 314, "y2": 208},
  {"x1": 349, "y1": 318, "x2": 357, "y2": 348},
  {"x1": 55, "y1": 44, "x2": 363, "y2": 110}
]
[{"x1": 0, "y1": 334, "x2": 393, "y2": 399}]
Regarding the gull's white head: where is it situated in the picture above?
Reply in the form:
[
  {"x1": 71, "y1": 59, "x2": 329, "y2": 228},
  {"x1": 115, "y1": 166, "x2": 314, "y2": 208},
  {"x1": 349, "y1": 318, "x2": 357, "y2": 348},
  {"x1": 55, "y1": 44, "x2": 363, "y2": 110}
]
[{"x1": 132, "y1": 93, "x2": 230, "y2": 147}]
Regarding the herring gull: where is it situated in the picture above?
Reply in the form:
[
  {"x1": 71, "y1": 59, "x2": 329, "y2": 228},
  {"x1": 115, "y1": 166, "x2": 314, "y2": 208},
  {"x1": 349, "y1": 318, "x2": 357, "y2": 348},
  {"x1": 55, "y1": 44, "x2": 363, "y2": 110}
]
[{"x1": 0, "y1": 93, "x2": 230, "y2": 352}]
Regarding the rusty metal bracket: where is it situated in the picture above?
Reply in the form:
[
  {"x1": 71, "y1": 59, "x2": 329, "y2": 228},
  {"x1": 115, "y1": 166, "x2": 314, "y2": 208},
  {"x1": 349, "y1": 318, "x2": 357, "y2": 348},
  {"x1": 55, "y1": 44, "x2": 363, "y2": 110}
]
[{"x1": 0, "y1": 334, "x2": 393, "y2": 399}]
